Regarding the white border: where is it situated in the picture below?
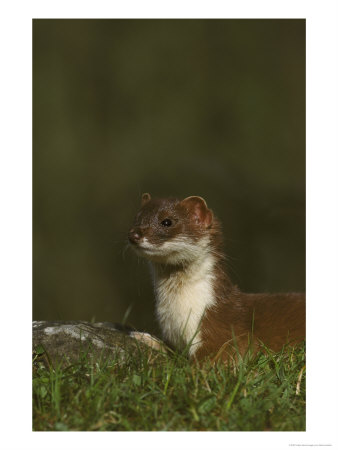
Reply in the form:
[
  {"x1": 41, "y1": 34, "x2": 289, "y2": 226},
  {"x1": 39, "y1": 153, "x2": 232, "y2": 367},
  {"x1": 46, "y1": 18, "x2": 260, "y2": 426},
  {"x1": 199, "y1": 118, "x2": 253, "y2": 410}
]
[{"x1": 1, "y1": 1, "x2": 337, "y2": 449}]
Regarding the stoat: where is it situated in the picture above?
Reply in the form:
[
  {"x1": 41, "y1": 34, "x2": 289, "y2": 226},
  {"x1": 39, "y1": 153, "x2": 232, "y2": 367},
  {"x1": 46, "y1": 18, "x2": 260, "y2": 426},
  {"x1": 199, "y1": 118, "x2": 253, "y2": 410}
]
[{"x1": 128, "y1": 193, "x2": 305, "y2": 363}]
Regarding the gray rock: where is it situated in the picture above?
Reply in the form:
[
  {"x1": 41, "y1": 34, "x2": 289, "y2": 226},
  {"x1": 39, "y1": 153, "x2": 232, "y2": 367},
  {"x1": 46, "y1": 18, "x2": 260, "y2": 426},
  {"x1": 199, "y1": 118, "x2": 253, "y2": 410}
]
[{"x1": 33, "y1": 321, "x2": 165, "y2": 367}]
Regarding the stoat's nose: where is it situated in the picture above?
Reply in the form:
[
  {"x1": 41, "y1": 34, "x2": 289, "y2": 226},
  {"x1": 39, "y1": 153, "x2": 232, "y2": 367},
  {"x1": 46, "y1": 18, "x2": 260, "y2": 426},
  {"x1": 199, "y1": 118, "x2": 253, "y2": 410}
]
[{"x1": 128, "y1": 228, "x2": 142, "y2": 244}]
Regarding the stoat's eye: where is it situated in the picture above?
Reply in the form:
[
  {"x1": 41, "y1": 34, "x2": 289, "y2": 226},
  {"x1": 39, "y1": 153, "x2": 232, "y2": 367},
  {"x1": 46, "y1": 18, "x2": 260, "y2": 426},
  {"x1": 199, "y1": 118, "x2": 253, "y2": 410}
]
[{"x1": 161, "y1": 218, "x2": 172, "y2": 227}]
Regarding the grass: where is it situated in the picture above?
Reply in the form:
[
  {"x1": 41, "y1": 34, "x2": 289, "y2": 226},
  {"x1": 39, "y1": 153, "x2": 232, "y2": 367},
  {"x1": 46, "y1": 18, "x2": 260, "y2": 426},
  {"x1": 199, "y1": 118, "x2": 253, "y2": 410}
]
[{"x1": 33, "y1": 341, "x2": 305, "y2": 431}]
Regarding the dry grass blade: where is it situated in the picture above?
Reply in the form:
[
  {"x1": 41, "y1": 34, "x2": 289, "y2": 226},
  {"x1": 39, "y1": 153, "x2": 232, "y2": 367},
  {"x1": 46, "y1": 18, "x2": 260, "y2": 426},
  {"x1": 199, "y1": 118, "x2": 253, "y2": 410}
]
[{"x1": 296, "y1": 365, "x2": 305, "y2": 395}]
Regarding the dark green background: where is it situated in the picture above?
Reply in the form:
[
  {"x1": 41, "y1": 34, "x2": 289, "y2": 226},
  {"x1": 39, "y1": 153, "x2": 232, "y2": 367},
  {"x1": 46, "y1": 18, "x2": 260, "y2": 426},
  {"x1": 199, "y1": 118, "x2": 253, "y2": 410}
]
[{"x1": 33, "y1": 19, "x2": 305, "y2": 335}]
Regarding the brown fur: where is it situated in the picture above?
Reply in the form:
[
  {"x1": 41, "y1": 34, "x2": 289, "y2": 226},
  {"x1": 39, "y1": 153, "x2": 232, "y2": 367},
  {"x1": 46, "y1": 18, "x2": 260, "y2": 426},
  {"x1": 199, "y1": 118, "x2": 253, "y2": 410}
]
[
  {"x1": 196, "y1": 288, "x2": 305, "y2": 362},
  {"x1": 196, "y1": 214, "x2": 305, "y2": 362}
]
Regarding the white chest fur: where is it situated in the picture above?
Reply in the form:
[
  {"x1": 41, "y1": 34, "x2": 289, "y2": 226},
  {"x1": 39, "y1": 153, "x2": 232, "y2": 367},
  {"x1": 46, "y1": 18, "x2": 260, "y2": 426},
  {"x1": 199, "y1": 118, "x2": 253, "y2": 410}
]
[{"x1": 151, "y1": 253, "x2": 216, "y2": 356}]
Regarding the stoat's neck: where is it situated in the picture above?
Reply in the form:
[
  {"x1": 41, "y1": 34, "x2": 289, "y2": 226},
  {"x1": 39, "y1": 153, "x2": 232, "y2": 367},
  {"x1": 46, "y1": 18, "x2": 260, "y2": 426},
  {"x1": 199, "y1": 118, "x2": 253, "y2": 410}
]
[{"x1": 150, "y1": 249, "x2": 217, "y2": 355}]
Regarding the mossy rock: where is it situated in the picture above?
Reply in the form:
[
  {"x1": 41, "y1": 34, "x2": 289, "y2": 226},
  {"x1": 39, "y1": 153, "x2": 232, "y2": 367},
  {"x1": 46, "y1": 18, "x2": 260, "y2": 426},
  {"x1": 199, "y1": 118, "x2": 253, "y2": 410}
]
[{"x1": 33, "y1": 321, "x2": 165, "y2": 368}]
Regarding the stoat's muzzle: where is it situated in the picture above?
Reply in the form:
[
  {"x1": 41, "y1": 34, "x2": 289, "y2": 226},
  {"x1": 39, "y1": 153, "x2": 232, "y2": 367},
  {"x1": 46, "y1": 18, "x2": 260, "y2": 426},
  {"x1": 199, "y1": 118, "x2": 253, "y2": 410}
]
[{"x1": 128, "y1": 228, "x2": 143, "y2": 245}]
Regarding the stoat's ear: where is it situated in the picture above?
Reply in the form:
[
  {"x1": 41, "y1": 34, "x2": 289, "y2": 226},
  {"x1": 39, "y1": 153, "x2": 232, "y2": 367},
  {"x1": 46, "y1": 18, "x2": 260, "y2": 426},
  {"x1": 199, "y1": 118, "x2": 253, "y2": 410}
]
[
  {"x1": 181, "y1": 196, "x2": 213, "y2": 228},
  {"x1": 141, "y1": 193, "x2": 151, "y2": 206}
]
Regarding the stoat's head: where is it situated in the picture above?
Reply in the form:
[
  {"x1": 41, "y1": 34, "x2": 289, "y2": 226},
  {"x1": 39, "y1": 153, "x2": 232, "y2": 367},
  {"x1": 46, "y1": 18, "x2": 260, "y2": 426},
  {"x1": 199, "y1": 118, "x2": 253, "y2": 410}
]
[{"x1": 128, "y1": 193, "x2": 215, "y2": 265}]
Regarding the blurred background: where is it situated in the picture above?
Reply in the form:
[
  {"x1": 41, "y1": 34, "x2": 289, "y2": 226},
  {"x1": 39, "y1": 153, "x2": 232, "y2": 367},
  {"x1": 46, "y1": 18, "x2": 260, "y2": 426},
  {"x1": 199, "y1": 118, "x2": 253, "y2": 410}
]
[{"x1": 33, "y1": 19, "x2": 305, "y2": 335}]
